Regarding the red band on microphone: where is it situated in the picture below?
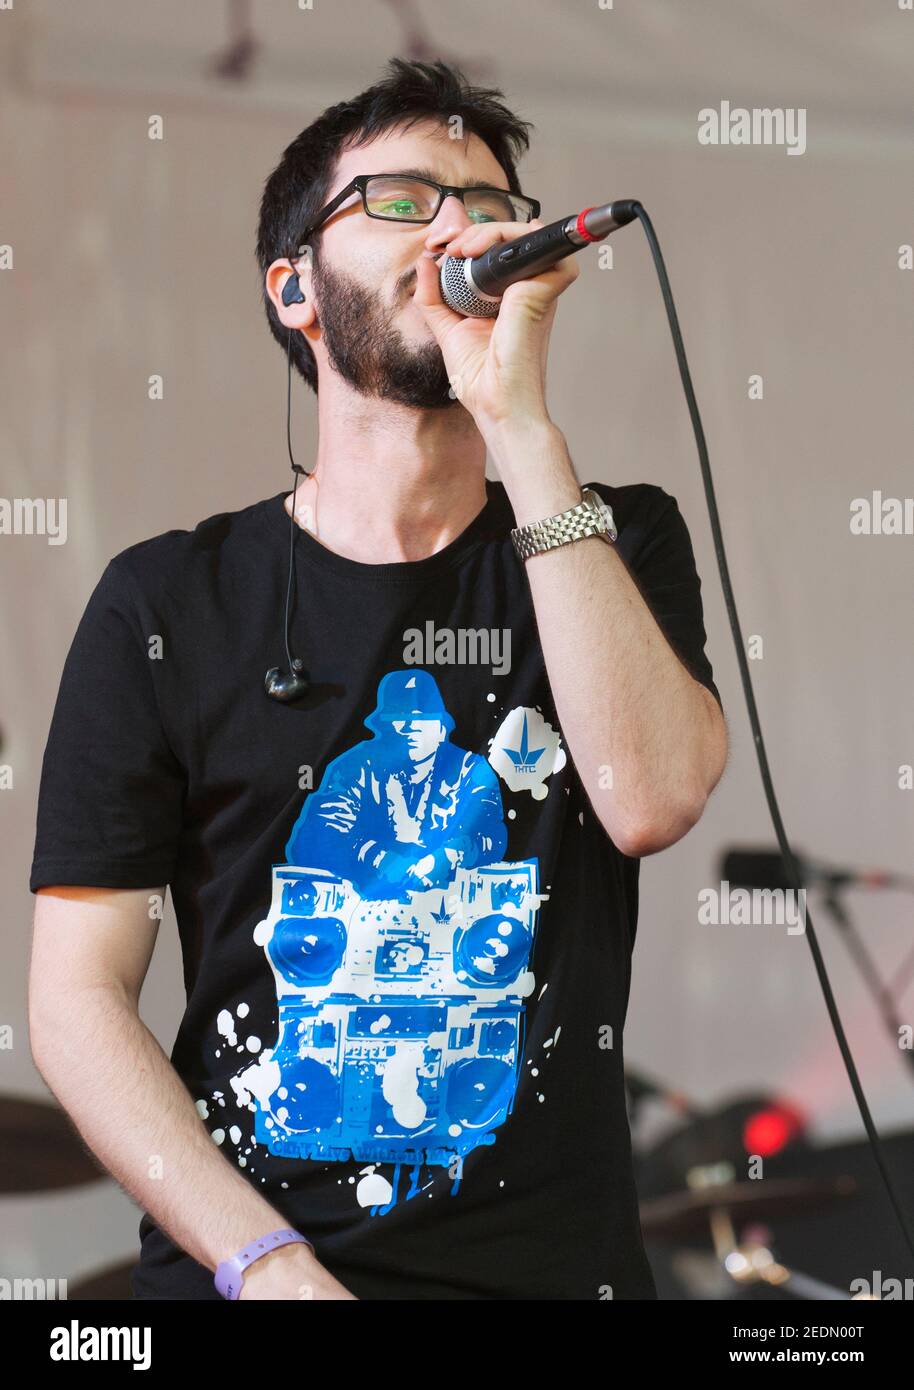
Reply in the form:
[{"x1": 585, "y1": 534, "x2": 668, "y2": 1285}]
[{"x1": 575, "y1": 207, "x2": 601, "y2": 242}]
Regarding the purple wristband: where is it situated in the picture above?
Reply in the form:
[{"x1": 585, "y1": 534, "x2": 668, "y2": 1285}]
[{"x1": 215, "y1": 1228, "x2": 313, "y2": 1300}]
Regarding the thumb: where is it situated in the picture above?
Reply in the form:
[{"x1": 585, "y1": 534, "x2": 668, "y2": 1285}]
[{"x1": 412, "y1": 253, "x2": 462, "y2": 342}]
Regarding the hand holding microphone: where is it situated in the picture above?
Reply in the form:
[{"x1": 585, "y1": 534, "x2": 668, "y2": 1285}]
[
  {"x1": 412, "y1": 198, "x2": 639, "y2": 430},
  {"x1": 438, "y1": 200, "x2": 640, "y2": 317}
]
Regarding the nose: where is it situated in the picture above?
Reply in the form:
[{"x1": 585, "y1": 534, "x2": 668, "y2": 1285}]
[{"x1": 424, "y1": 193, "x2": 474, "y2": 254}]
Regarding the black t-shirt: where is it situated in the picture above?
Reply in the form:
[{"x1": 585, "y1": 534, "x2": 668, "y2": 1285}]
[{"x1": 29, "y1": 478, "x2": 721, "y2": 1301}]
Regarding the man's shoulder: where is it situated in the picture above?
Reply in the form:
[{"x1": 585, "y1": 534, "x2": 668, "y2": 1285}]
[
  {"x1": 483, "y1": 477, "x2": 669, "y2": 543},
  {"x1": 103, "y1": 492, "x2": 279, "y2": 605},
  {"x1": 441, "y1": 739, "x2": 497, "y2": 778},
  {"x1": 582, "y1": 479, "x2": 674, "y2": 528},
  {"x1": 581, "y1": 479, "x2": 700, "y2": 570}
]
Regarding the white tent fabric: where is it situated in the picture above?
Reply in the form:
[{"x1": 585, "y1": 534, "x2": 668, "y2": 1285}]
[{"x1": 2, "y1": 0, "x2": 912, "y2": 1282}]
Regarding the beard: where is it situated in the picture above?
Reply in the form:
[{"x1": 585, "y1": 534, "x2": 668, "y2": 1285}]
[{"x1": 312, "y1": 257, "x2": 458, "y2": 410}]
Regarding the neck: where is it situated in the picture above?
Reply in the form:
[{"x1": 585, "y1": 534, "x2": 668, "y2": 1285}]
[{"x1": 285, "y1": 383, "x2": 489, "y2": 564}]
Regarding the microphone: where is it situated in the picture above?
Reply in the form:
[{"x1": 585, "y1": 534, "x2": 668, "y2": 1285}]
[
  {"x1": 723, "y1": 848, "x2": 914, "y2": 1088},
  {"x1": 625, "y1": 1068, "x2": 697, "y2": 1118},
  {"x1": 720, "y1": 847, "x2": 913, "y2": 894},
  {"x1": 439, "y1": 199, "x2": 640, "y2": 317}
]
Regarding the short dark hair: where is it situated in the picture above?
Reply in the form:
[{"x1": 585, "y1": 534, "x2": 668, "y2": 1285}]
[{"x1": 255, "y1": 57, "x2": 534, "y2": 393}]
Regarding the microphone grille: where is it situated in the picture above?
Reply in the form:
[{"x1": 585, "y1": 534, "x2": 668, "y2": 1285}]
[{"x1": 440, "y1": 255, "x2": 500, "y2": 319}]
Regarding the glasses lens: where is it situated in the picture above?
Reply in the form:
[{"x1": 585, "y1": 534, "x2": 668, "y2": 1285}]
[
  {"x1": 365, "y1": 176, "x2": 440, "y2": 221},
  {"x1": 464, "y1": 190, "x2": 533, "y2": 224}
]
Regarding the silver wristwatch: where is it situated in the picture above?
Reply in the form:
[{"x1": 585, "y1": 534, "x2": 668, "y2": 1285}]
[{"x1": 510, "y1": 487, "x2": 618, "y2": 562}]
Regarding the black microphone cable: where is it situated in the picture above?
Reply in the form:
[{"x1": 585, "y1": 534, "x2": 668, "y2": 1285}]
[{"x1": 627, "y1": 200, "x2": 914, "y2": 1262}]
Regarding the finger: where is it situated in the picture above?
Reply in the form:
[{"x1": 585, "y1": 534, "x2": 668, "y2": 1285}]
[
  {"x1": 500, "y1": 252, "x2": 579, "y2": 310},
  {"x1": 445, "y1": 216, "x2": 544, "y2": 261},
  {"x1": 538, "y1": 254, "x2": 580, "y2": 288},
  {"x1": 411, "y1": 253, "x2": 464, "y2": 337}
]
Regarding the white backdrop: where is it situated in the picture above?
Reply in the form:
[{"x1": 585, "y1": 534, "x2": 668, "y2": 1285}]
[{"x1": 2, "y1": 0, "x2": 912, "y2": 1282}]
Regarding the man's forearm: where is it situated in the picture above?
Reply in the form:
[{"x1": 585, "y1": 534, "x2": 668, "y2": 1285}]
[
  {"x1": 30, "y1": 984, "x2": 322, "y2": 1286},
  {"x1": 486, "y1": 417, "x2": 728, "y2": 856}
]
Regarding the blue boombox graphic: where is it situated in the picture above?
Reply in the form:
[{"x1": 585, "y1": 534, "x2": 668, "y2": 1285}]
[{"x1": 252, "y1": 860, "x2": 544, "y2": 1167}]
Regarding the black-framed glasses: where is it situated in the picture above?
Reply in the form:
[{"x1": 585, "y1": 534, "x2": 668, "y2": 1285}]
[{"x1": 292, "y1": 174, "x2": 540, "y2": 253}]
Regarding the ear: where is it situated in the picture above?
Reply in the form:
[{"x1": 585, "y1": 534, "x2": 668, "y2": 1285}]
[{"x1": 267, "y1": 256, "x2": 317, "y2": 330}]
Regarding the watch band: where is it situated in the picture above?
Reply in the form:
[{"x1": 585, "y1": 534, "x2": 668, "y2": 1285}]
[
  {"x1": 214, "y1": 1228, "x2": 313, "y2": 1300},
  {"x1": 510, "y1": 487, "x2": 618, "y2": 562}
]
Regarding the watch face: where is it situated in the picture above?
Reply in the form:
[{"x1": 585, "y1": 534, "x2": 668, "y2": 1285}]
[{"x1": 584, "y1": 489, "x2": 618, "y2": 540}]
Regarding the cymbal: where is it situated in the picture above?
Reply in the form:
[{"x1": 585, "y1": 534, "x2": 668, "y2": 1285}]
[
  {"x1": 640, "y1": 1175, "x2": 857, "y2": 1242},
  {"x1": 0, "y1": 1095, "x2": 107, "y2": 1192}
]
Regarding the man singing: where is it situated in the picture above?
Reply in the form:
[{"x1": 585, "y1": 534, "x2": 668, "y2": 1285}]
[{"x1": 29, "y1": 57, "x2": 727, "y2": 1300}]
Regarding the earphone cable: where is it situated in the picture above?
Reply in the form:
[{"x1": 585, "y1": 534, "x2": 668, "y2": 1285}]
[{"x1": 283, "y1": 326, "x2": 307, "y2": 678}]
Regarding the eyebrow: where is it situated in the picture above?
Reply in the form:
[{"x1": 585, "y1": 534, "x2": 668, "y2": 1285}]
[{"x1": 380, "y1": 166, "x2": 509, "y2": 191}]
